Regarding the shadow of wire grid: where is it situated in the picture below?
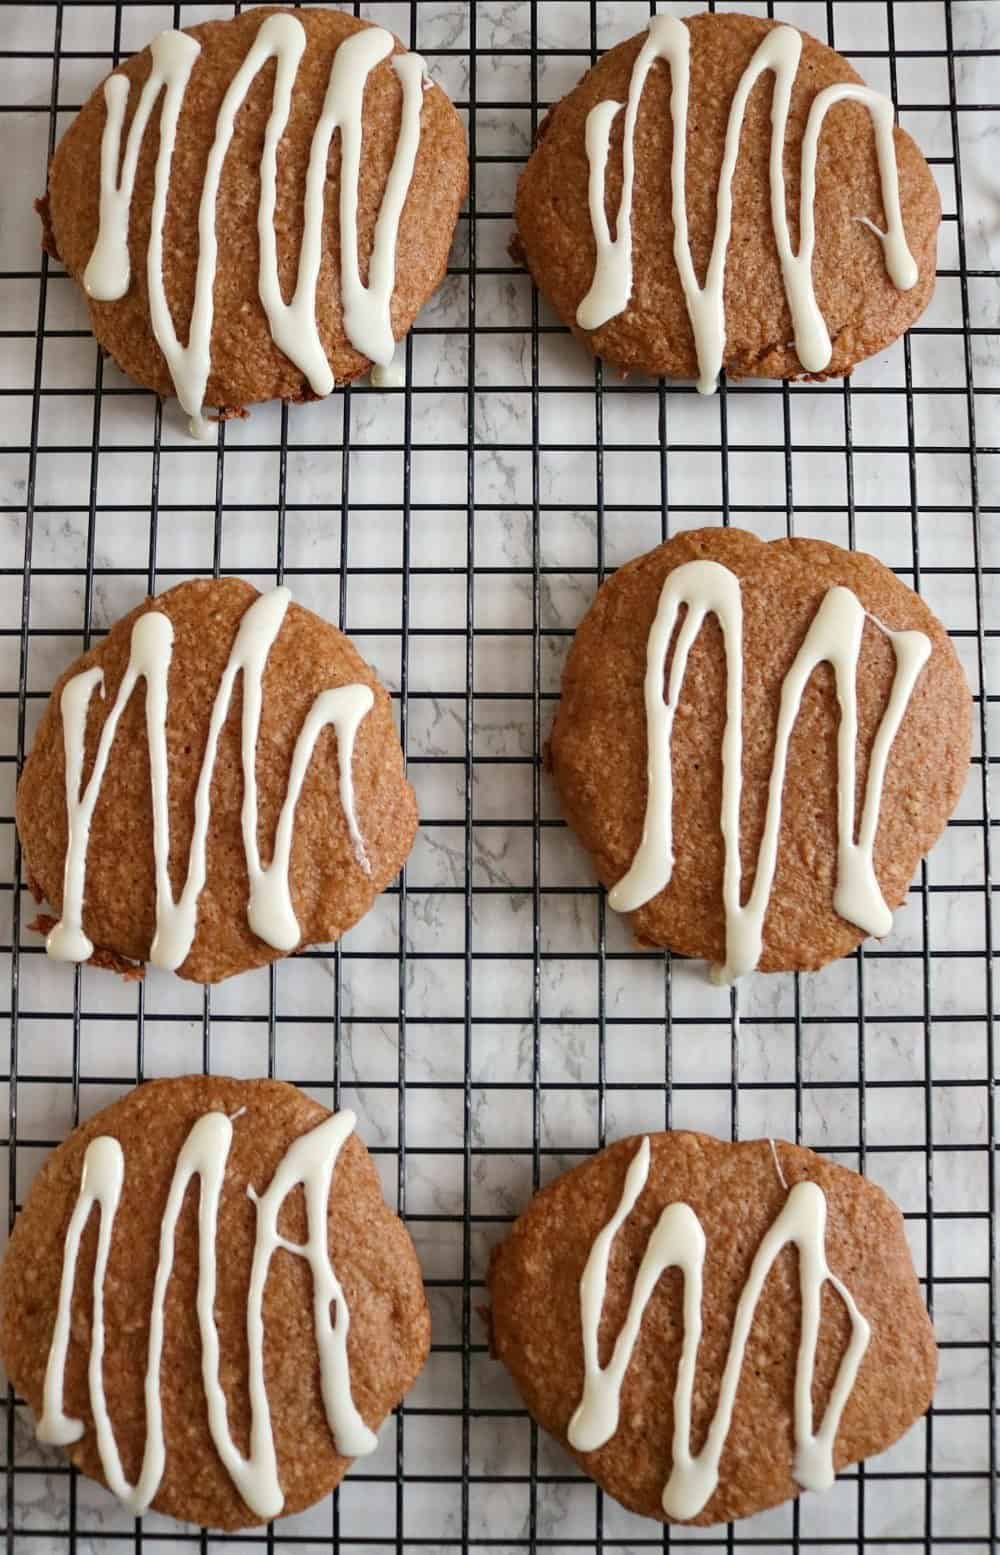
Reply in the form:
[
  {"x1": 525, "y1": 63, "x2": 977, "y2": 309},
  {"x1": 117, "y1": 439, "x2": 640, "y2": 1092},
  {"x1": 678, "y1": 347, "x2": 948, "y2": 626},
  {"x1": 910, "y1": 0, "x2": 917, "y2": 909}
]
[{"x1": 0, "y1": 0, "x2": 996, "y2": 1549}]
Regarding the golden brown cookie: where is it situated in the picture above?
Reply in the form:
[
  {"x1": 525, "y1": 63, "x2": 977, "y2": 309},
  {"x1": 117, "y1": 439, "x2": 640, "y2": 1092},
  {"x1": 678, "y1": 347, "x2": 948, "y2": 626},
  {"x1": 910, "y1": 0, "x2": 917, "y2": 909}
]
[
  {"x1": 550, "y1": 527, "x2": 970, "y2": 977},
  {"x1": 0, "y1": 1075, "x2": 430, "y2": 1531},
  {"x1": 42, "y1": 6, "x2": 467, "y2": 432},
  {"x1": 17, "y1": 576, "x2": 416, "y2": 982},
  {"x1": 514, "y1": 12, "x2": 940, "y2": 386},
  {"x1": 488, "y1": 1131, "x2": 935, "y2": 1526}
]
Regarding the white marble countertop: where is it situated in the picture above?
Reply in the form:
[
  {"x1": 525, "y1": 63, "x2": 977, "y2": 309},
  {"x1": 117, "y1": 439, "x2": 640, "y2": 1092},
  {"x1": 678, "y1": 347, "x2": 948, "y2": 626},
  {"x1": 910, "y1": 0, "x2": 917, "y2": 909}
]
[{"x1": 0, "y1": 1, "x2": 996, "y2": 1550}]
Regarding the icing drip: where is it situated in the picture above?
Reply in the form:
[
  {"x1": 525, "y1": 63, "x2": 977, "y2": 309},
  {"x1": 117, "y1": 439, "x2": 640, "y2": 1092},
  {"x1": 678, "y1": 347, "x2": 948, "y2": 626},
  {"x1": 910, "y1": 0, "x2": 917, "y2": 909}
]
[
  {"x1": 333, "y1": 42, "x2": 426, "y2": 370},
  {"x1": 607, "y1": 559, "x2": 930, "y2": 981},
  {"x1": 37, "y1": 1107, "x2": 375, "y2": 1519},
  {"x1": 577, "y1": 15, "x2": 918, "y2": 393},
  {"x1": 567, "y1": 1137, "x2": 871, "y2": 1521},
  {"x1": 84, "y1": 32, "x2": 199, "y2": 306},
  {"x1": 370, "y1": 354, "x2": 405, "y2": 389},
  {"x1": 47, "y1": 586, "x2": 374, "y2": 971},
  {"x1": 84, "y1": 15, "x2": 427, "y2": 435}
]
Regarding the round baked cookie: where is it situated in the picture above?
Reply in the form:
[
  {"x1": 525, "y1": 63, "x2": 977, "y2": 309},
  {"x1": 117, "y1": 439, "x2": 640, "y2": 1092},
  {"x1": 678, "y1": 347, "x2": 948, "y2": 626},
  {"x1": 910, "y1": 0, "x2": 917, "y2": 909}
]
[
  {"x1": 0, "y1": 1075, "x2": 430, "y2": 1530},
  {"x1": 513, "y1": 11, "x2": 940, "y2": 386},
  {"x1": 488, "y1": 1130, "x2": 936, "y2": 1526},
  {"x1": 550, "y1": 527, "x2": 970, "y2": 977},
  {"x1": 17, "y1": 577, "x2": 417, "y2": 982},
  {"x1": 40, "y1": 6, "x2": 468, "y2": 432}
]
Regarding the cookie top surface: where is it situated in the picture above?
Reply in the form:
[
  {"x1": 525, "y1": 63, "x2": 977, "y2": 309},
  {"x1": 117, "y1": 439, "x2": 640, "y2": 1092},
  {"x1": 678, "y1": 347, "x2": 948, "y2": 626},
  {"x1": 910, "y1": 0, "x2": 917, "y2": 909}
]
[
  {"x1": 514, "y1": 11, "x2": 940, "y2": 385},
  {"x1": 16, "y1": 576, "x2": 417, "y2": 982},
  {"x1": 488, "y1": 1130, "x2": 936, "y2": 1526},
  {"x1": 0, "y1": 1076, "x2": 430, "y2": 1530},
  {"x1": 44, "y1": 5, "x2": 467, "y2": 425},
  {"x1": 550, "y1": 527, "x2": 970, "y2": 975}
]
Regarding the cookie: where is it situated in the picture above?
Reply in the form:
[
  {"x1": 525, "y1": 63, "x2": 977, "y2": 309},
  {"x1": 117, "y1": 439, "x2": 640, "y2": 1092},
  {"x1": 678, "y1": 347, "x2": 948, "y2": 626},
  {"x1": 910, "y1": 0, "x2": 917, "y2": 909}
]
[
  {"x1": 17, "y1": 577, "x2": 416, "y2": 982},
  {"x1": 0, "y1": 1076, "x2": 430, "y2": 1530},
  {"x1": 488, "y1": 1131, "x2": 935, "y2": 1526},
  {"x1": 513, "y1": 12, "x2": 939, "y2": 387},
  {"x1": 550, "y1": 527, "x2": 970, "y2": 977},
  {"x1": 41, "y1": 6, "x2": 467, "y2": 435}
]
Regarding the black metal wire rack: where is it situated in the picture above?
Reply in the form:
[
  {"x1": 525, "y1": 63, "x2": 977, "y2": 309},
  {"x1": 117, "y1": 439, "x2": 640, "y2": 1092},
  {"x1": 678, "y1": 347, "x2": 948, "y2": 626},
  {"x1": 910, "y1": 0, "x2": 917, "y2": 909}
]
[{"x1": 0, "y1": 0, "x2": 996, "y2": 1550}]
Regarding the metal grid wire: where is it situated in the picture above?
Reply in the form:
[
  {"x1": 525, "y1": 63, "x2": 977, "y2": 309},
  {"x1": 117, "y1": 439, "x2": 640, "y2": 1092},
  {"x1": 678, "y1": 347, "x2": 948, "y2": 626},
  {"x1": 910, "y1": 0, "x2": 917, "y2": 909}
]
[{"x1": 0, "y1": 0, "x2": 996, "y2": 1550}]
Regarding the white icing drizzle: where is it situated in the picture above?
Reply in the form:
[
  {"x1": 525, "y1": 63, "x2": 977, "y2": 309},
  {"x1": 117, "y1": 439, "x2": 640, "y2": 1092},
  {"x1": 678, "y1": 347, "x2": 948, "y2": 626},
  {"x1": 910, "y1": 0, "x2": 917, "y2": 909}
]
[
  {"x1": 37, "y1": 1107, "x2": 374, "y2": 1519},
  {"x1": 84, "y1": 32, "x2": 199, "y2": 306},
  {"x1": 84, "y1": 14, "x2": 427, "y2": 436},
  {"x1": 608, "y1": 559, "x2": 930, "y2": 982},
  {"x1": 577, "y1": 15, "x2": 918, "y2": 393},
  {"x1": 567, "y1": 1137, "x2": 871, "y2": 1521},
  {"x1": 46, "y1": 586, "x2": 374, "y2": 972}
]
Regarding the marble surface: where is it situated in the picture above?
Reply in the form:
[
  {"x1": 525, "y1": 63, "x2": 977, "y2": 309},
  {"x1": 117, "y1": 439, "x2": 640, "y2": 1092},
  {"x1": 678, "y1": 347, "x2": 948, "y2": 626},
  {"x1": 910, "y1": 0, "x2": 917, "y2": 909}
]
[{"x1": 0, "y1": 0, "x2": 996, "y2": 1550}]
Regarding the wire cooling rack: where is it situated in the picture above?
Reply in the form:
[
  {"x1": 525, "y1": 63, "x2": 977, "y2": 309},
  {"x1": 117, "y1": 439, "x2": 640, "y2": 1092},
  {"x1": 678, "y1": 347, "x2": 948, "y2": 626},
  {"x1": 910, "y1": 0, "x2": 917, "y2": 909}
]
[{"x1": 0, "y1": 0, "x2": 996, "y2": 1550}]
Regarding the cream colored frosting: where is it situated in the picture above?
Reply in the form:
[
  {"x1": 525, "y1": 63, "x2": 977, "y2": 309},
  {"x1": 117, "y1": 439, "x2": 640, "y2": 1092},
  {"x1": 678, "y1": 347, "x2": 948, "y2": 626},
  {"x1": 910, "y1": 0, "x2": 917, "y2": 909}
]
[
  {"x1": 47, "y1": 586, "x2": 373, "y2": 972},
  {"x1": 578, "y1": 15, "x2": 917, "y2": 392},
  {"x1": 37, "y1": 1107, "x2": 376, "y2": 1520},
  {"x1": 608, "y1": 558, "x2": 930, "y2": 980},
  {"x1": 568, "y1": 1137, "x2": 870, "y2": 1520},
  {"x1": 84, "y1": 14, "x2": 427, "y2": 437}
]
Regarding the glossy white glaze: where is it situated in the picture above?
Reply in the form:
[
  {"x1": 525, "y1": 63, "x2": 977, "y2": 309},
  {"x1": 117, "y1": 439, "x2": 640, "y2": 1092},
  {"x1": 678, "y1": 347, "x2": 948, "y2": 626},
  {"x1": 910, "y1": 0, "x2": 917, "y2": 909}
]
[
  {"x1": 37, "y1": 1107, "x2": 375, "y2": 1519},
  {"x1": 578, "y1": 15, "x2": 917, "y2": 392},
  {"x1": 85, "y1": 15, "x2": 427, "y2": 435},
  {"x1": 608, "y1": 559, "x2": 930, "y2": 981},
  {"x1": 567, "y1": 1137, "x2": 870, "y2": 1520},
  {"x1": 48, "y1": 587, "x2": 374, "y2": 971}
]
